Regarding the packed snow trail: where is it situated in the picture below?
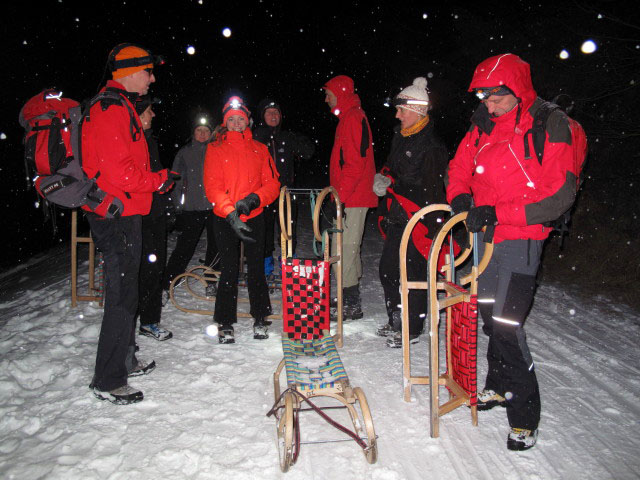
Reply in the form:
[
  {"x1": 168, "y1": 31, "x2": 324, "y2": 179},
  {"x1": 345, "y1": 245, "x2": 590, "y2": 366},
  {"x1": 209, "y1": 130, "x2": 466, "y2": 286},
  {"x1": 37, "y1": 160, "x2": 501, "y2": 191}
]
[{"x1": 1, "y1": 210, "x2": 639, "y2": 479}]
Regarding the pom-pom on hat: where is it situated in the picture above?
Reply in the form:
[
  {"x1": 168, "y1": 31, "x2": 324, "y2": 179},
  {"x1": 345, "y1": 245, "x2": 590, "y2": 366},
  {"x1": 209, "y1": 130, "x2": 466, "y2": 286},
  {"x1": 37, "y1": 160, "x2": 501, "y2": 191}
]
[
  {"x1": 395, "y1": 77, "x2": 430, "y2": 115},
  {"x1": 222, "y1": 96, "x2": 250, "y2": 124}
]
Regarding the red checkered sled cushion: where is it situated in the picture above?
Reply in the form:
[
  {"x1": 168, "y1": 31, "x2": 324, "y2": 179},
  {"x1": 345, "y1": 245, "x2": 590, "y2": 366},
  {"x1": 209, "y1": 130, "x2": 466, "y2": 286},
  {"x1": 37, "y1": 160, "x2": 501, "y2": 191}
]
[
  {"x1": 281, "y1": 258, "x2": 330, "y2": 340},
  {"x1": 445, "y1": 282, "x2": 478, "y2": 406}
]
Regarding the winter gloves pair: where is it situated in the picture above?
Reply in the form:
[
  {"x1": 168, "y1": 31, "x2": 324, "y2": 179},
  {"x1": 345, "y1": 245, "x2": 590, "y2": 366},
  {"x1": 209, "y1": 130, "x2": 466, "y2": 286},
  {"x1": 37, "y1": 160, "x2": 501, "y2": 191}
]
[
  {"x1": 226, "y1": 193, "x2": 261, "y2": 243},
  {"x1": 373, "y1": 173, "x2": 392, "y2": 197},
  {"x1": 450, "y1": 193, "x2": 498, "y2": 234}
]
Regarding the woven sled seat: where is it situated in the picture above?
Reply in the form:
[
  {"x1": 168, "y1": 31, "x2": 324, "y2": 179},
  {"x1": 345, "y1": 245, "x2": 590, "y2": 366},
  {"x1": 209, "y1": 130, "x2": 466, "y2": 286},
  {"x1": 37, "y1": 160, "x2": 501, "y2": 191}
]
[{"x1": 282, "y1": 335, "x2": 349, "y2": 393}]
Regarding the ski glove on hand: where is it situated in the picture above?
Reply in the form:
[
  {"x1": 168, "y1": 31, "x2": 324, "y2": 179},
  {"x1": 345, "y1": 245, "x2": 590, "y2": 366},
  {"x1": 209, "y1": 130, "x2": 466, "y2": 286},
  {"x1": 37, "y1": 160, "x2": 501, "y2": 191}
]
[
  {"x1": 157, "y1": 170, "x2": 181, "y2": 194},
  {"x1": 450, "y1": 193, "x2": 473, "y2": 215},
  {"x1": 465, "y1": 205, "x2": 498, "y2": 233},
  {"x1": 234, "y1": 193, "x2": 260, "y2": 217},
  {"x1": 226, "y1": 210, "x2": 255, "y2": 243},
  {"x1": 373, "y1": 173, "x2": 392, "y2": 197}
]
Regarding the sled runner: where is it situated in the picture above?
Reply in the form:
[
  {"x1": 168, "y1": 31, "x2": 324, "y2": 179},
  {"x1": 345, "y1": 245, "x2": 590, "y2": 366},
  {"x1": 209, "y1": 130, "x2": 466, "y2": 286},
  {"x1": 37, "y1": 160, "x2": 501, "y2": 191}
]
[
  {"x1": 400, "y1": 205, "x2": 493, "y2": 438},
  {"x1": 168, "y1": 259, "x2": 282, "y2": 319},
  {"x1": 268, "y1": 186, "x2": 377, "y2": 472}
]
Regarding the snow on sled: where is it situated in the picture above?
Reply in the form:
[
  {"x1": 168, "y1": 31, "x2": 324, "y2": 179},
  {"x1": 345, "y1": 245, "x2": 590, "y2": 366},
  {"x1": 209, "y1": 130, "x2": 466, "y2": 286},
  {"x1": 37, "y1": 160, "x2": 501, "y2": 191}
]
[
  {"x1": 399, "y1": 204, "x2": 494, "y2": 438},
  {"x1": 268, "y1": 186, "x2": 377, "y2": 472}
]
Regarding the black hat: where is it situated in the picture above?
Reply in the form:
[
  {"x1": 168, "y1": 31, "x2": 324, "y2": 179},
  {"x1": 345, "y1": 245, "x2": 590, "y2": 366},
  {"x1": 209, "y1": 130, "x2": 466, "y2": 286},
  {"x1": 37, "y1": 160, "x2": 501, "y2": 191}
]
[{"x1": 135, "y1": 95, "x2": 160, "y2": 115}]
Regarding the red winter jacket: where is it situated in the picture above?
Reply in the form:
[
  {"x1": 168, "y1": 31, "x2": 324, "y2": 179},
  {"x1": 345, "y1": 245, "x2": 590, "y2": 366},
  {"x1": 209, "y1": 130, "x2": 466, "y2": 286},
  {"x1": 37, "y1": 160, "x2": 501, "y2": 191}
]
[
  {"x1": 81, "y1": 81, "x2": 166, "y2": 216},
  {"x1": 203, "y1": 129, "x2": 280, "y2": 220},
  {"x1": 324, "y1": 76, "x2": 377, "y2": 208},
  {"x1": 447, "y1": 54, "x2": 576, "y2": 243}
]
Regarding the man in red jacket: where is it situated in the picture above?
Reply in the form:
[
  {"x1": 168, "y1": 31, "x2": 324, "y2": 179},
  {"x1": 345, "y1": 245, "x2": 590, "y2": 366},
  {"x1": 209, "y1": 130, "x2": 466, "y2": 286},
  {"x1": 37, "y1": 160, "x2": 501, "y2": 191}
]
[
  {"x1": 447, "y1": 54, "x2": 578, "y2": 450},
  {"x1": 83, "y1": 44, "x2": 176, "y2": 405},
  {"x1": 323, "y1": 75, "x2": 377, "y2": 318}
]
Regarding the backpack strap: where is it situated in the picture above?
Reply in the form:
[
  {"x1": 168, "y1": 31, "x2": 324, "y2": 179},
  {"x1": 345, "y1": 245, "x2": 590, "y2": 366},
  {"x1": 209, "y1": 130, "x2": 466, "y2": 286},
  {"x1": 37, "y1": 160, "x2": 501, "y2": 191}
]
[
  {"x1": 524, "y1": 100, "x2": 560, "y2": 164},
  {"x1": 87, "y1": 88, "x2": 142, "y2": 143}
]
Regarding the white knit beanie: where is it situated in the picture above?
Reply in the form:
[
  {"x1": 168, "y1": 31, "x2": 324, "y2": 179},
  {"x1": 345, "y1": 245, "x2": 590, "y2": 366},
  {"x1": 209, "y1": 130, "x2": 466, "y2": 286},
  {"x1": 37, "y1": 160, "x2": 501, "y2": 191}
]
[{"x1": 396, "y1": 77, "x2": 430, "y2": 115}]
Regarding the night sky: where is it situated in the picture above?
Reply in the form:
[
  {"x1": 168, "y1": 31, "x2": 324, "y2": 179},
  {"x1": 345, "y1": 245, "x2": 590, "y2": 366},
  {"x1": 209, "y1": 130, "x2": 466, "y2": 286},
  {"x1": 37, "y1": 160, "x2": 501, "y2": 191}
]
[{"x1": 2, "y1": 1, "x2": 638, "y2": 276}]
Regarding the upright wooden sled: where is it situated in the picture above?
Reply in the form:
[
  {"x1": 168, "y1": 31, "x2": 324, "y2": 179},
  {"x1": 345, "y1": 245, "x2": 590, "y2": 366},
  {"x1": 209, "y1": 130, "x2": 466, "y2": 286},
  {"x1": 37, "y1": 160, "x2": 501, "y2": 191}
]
[
  {"x1": 400, "y1": 204, "x2": 493, "y2": 438},
  {"x1": 268, "y1": 186, "x2": 377, "y2": 472}
]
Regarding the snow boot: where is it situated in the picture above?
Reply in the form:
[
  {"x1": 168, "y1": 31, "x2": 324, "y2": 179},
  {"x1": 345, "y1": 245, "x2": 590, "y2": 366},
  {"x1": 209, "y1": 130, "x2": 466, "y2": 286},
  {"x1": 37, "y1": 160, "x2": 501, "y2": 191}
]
[
  {"x1": 128, "y1": 359, "x2": 156, "y2": 377},
  {"x1": 375, "y1": 323, "x2": 395, "y2": 337},
  {"x1": 205, "y1": 282, "x2": 218, "y2": 297},
  {"x1": 386, "y1": 330, "x2": 420, "y2": 348},
  {"x1": 218, "y1": 326, "x2": 235, "y2": 344},
  {"x1": 330, "y1": 287, "x2": 363, "y2": 321},
  {"x1": 377, "y1": 310, "x2": 401, "y2": 336},
  {"x1": 477, "y1": 389, "x2": 507, "y2": 411},
  {"x1": 253, "y1": 318, "x2": 269, "y2": 340},
  {"x1": 140, "y1": 323, "x2": 173, "y2": 341},
  {"x1": 507, "y1": 428, "x2": 538, "y2": 451},
  {"x1": 93, "y1": 384, "x2": 143, "y2": 405}
]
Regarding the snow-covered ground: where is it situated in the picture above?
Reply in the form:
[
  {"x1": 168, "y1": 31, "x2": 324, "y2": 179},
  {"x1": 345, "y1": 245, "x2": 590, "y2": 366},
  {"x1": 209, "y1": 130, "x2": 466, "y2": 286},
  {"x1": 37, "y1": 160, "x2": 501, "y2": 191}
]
[{"x1": 1, "y1": 209, "x2": 639, "y2": 480}]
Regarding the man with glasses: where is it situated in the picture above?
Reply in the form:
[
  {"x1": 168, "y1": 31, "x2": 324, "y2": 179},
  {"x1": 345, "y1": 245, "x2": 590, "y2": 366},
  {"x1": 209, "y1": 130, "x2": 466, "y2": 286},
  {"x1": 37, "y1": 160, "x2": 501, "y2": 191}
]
[{"x1": 82, "y1": 44, "x2": 177, "y2": 405}]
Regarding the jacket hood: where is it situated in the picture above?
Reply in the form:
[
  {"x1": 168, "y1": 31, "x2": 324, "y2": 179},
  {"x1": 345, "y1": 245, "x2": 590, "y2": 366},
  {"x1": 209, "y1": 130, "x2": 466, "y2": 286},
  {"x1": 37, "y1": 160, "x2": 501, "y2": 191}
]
[
  {"x1": 469, "y1": 53, "x2": 536, "y2": 112},
  {"x1": 324, "y1": 75, "x2": 361, "y2": 117}
]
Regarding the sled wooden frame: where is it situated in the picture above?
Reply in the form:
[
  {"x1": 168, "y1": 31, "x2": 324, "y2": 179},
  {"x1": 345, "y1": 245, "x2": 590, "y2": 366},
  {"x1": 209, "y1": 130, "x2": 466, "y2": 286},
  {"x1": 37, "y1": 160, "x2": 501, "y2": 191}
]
[
  {"x1": 168, "y1": 264, "x2": 282, "y2": 318},
  {"x1": 71, "y1": 209, "x2": 103, "y2": 307},
  {"x1": 270, "y1": 186, "x2": 377, "y2": 472},
  {"x1": 400, "y1": 204, "x2": 493, "y2": 438}
]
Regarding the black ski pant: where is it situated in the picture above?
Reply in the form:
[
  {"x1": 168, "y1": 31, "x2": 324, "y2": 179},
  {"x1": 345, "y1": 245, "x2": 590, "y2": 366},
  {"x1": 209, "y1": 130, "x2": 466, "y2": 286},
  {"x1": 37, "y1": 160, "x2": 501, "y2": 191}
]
[
  {"x1": 86, "y1": 214, "x2": 141, "y2": 392},
  {"x1": 138, "y1": 212, "x2": 167, "y2": 326},
  {"x1": 213, "y1": 213, "x2": 271, "y2": 325},
  {"x1": 379, "y1": 222, "x2": 428, "y2": 335},
  {"x1": 204, "y1": 212, "x2": 219, "y2": 267},
  {"x1": 163, "y1": 210, "x2": 218, "y2": 290},
  {"x1": 264, "y1": 198, "x2": 298, "y2": 258},
  {"x1": 477, "y1": 234, "x2": 543, "y2": 431}
]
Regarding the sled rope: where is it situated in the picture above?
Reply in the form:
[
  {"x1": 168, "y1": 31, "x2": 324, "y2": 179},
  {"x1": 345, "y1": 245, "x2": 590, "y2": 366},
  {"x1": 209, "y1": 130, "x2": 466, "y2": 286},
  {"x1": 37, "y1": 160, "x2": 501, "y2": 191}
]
[{"x1": 266, "y1": 387, "x2": 369, "y2": 455}]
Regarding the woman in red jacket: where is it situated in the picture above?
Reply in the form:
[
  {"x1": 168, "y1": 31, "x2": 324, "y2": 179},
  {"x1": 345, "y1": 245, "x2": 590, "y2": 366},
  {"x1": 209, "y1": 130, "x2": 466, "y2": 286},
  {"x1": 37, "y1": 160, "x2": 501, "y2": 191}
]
[{"x1": 203, "y1": 96, "x2": 280, "y2": 343}]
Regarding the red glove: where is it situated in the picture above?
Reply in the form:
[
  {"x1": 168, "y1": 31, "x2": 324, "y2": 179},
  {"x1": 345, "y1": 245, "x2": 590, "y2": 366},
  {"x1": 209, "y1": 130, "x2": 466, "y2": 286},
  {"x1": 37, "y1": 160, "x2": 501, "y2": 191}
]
[{"x1": 157, "y1": 170, "x2": 180, "y2": 194}]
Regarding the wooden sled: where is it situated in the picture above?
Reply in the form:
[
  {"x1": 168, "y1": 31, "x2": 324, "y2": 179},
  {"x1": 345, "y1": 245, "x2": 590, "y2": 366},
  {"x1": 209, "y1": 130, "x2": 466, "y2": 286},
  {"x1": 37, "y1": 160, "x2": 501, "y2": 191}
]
[
  {"x1": 400, "y1": 204, "x2": 493, "y2": 438},
  {"x1": 168, "y1": 219, "x2": 282, "y2": 318},
  {"x1": 268, "y1": 186, "x2": 377, "y2": 472}
]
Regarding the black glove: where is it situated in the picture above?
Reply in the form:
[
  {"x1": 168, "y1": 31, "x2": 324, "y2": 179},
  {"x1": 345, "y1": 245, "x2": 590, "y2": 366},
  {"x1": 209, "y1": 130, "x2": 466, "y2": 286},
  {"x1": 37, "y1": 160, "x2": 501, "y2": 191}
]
[
  {"x1": 450, "y1": 193, "x2": 473, "y2": 215},
  {"x1": 157, "y1": 170, "x2": 181, "y2": 194},
  {"x1": 234, "y1": 193, "x2": 260, "y2": 217},
  {"x1": 466, "y1": 205, "x2": 497, "y2": 233},
  {"x1": 226, "y1": 210, "x2": 255, "y2": 243}
]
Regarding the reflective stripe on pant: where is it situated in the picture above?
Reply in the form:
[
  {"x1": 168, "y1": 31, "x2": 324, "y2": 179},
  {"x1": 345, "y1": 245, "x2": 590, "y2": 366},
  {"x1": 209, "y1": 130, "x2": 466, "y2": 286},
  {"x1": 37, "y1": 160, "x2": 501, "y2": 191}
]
[
  {"x1": 477, "y1": 235, "x2": 543, "y2": 430},
  {"x1": 331, "y1": 207, "x2": 368, "y2": 289}
]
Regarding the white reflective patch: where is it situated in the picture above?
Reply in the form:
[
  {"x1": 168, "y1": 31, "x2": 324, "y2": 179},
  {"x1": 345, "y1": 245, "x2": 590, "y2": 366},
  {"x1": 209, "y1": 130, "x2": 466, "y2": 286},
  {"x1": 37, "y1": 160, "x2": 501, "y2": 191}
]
[
  {"x1": 477, "y1": 298, "x2": 495, "y2": 303},
  {"x1": 529, "y1": 362, "x2": 535, "y2": 371},
  {"x1": 493, "y1": 316, "x2": 520, "y2": 326}
]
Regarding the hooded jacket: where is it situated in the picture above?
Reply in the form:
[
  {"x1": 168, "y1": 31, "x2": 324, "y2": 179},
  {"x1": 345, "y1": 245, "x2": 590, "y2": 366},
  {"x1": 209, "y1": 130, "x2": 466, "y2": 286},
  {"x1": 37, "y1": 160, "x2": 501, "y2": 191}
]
[
  {"x1": 170, "y1": 137, "x2": 212, "y2": 212},
  {"x1": 253, "y1": 98, "x2": 315, "y2": 187},
  {"x1": 81, "y1": 80, "x2": 166, "y2": 216},
  {"x1": 447, "y1": 54, "x2": 576, "y2": 243},
  {"x1": 203, "y1": 128, "x2": 280, "y2": 220},
  {"x1": 324, "y1": 76, "x2": 377, "y2": 208}
]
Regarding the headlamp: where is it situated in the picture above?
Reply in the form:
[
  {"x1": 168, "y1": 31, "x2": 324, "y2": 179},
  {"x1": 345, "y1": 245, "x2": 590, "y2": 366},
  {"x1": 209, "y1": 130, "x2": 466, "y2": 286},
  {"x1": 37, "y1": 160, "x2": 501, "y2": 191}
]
[
  {"x1": 474, "y1": 85, "x2": 512, "y2": 100},
  {"x1": 392, "y1": 98, "x2": 430, "y2": 108}
]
